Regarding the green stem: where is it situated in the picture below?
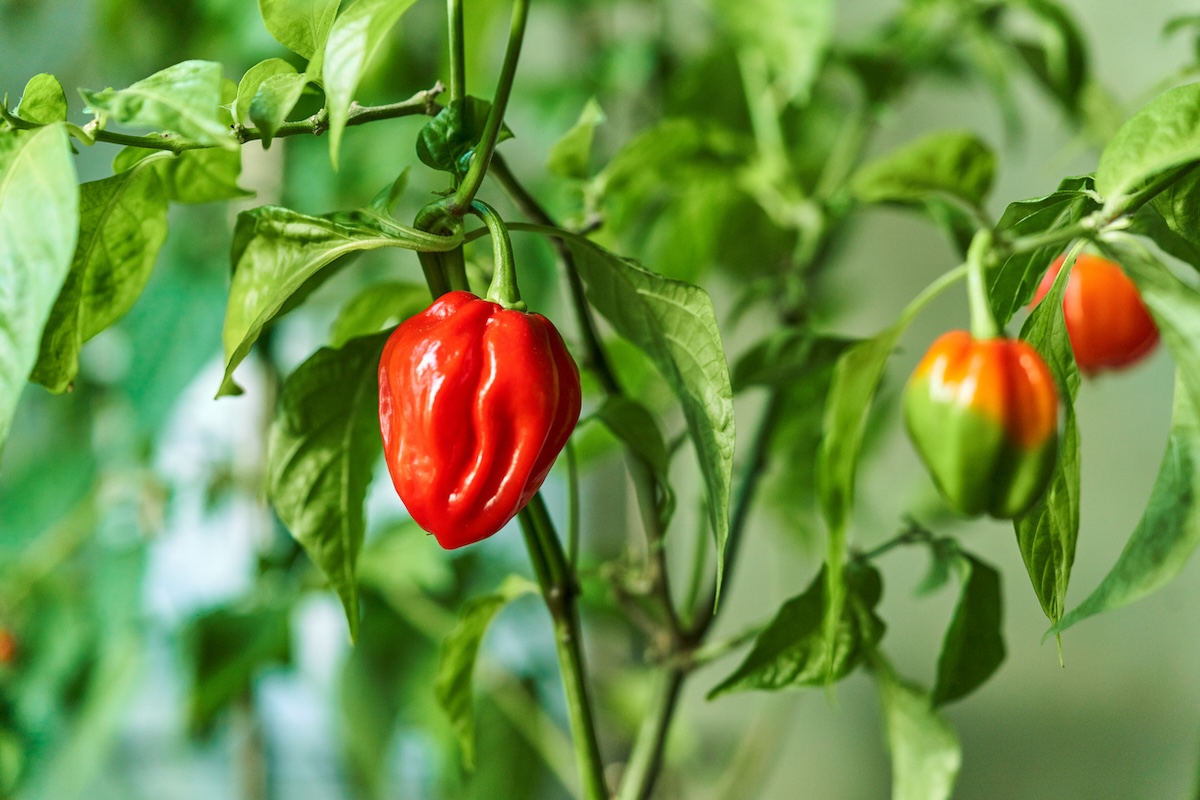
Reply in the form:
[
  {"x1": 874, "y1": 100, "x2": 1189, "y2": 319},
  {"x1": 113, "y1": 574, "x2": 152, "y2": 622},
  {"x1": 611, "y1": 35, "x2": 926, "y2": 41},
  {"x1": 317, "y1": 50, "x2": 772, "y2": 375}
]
[
  {"x1": 966, "y1": 230, "x2": 1000, "y2": 339},
  {"x1": 616, "y1": 669, "x2": 684, "y2": 800},
  {"x1": 519, "y1": 496, "x2": 609, "y2": 800},
  {"x1": 447, "y1": 0, "x2": 466, "y2": 104},
  {"x1": 566, "y1": 442, "x2": 581, "y2": 570},
  {"x1": 470, "y1": 200, "x2": 524, "y2": 309}
]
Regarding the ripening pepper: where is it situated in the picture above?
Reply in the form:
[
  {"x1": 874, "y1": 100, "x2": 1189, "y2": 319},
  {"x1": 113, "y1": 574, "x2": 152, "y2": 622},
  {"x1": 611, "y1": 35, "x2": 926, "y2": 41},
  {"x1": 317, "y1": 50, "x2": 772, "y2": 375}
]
[
  {"x1": 904, "y1": 331, "x2": 1059, "y2": 518},
  {"x1": 1032, "y1": 254, "x2": 1159, "y2": 375},
  {"x1": 378, "y1": 290, "x2": 581, "y2": 549}
]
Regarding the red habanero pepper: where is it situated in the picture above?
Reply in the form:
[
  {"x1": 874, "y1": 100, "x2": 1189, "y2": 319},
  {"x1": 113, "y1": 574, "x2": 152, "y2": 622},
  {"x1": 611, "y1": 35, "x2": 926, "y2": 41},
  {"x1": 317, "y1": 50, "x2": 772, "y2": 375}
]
[
  {"x1": 378, "y1": 201, "x2": 581, "y2": 549},
  {"x1": 1032, "y1": 254, "x2": 1159, "y2": 375}
]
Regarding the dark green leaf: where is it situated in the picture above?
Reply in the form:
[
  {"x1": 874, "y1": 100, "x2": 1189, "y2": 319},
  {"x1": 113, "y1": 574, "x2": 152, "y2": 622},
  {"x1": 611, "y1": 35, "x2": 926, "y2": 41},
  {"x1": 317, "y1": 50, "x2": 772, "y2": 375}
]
[
  {"x1": 267, "y1": 332, "x2": 390, "y2": 640},
  {"x1": 31, "y1": 164, "x2": 169, "y2": 393},
  {"x1": 1095, "y1": 82, "x2": 1200, "y2": 202},
  {"x1": 323, "y1": 0, "x2": 420, "y2": 165},
  {"x1": 329, "y1": 280, "x2": 429, "y2": 347},
  {"x1": 435, "y1": 576, "x2": 536, "y2": 769},
  {"x1": 258, "y1": 0, "x2": 339, "y2": 61},
  {"x1": 560, "y1": 233, "x2": 735, "y2": 598},
  {"x1": 547, "y1": 98, "x2": 605, "y2": 180},
  {"x1": 219, "y1": 205, "x2": 457, "y2": 396},
  {"x1": 79, "y1": 60, "x2": 235, "y2": 148},
  {"x1": 1144, "y1": 165, "x2": 1200, "y2": 272},
  {"x1": 0, "y1": 126, "x2": 78, "y2": 452},
  {"x1": 850, "y1": 130, "x2": 996, "y2": 208},
  {"x1": 249, "y1": 72, "x2": 309, "y2": 146},
  {"x1": 1006, "y1": 0, "x2": 1088, "y2": 115},
  {"x1": 932, "y1": 555, "x2": 1005, "y2": 706},
  {"x1": 732, "y1": 330, "x2": 857, "y2": 391},
  {"x1": 715, "y1": 0, "x2": 833, "y2": 102},
  {"x1": 417, "y1": 97, "x2": 514, "y2": 179},
  {"x1": 1014, "y1": 258, "x2": 1079, "y2": 626},
  {"x1": 16, "y1": 74, "x2": 68, "y2": 124},
  {"x1": 593, "y1": 396, "x2": 671, "y2": 479},
  {"x1": 875, "y1": 658, "x2": 961, "y2": 800},
  {"x1": 708, "y1": 562, "x2": 884, "y2": 697}
]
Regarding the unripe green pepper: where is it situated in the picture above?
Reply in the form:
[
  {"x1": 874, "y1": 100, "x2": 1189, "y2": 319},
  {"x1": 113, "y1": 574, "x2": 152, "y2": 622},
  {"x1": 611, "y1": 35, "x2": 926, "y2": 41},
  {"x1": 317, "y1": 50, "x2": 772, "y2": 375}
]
[{"x1": 904, "y1": 331, "x2": 1059, "y2": 518}]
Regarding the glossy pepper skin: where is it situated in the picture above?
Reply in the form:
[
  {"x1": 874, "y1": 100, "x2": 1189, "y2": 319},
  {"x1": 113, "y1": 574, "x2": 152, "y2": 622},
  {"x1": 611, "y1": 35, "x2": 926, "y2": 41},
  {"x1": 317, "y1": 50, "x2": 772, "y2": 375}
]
[
  {"x1": 904, "y1": 331, "x2": 1059, "y2": 519},
  {"x1": 1032, "y1": 254, "x2": 1159, "y2": 375},
  {"x1": 378, "y1": 290, "x2": 581, "y2": 549}
]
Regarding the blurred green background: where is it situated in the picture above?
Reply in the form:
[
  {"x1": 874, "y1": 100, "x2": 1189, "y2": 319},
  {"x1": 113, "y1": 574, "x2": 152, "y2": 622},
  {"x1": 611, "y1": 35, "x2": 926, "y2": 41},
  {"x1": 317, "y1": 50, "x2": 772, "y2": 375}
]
[{"x1": 1, "y1": 0, "x2": 1198, "y2": 798}]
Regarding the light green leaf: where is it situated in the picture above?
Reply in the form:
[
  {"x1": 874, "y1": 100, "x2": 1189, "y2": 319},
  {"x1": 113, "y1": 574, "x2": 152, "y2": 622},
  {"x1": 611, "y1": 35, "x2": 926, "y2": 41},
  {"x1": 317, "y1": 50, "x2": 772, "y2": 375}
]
[
  {"x1": 79, "y1": 60, "x2": 235, "y2": 148},
  {"x1": 16, "y1": 74, "x2": 68, "y2": 124},
  {"x1": 250, "y1": 72, "x2": 309, "y2": 146},
  {"x1": 258, "y1": 0, "x2": 340, "y2": 61},
  {"x1": 235, "y1": 58, "x2": 298, "y2": 126},
  {"x1": 716, "y1": 0, "x2": 833, "y2": 102},
  {"x1": 329, "y1": 280, "x2": 428, "y2": 347},
  {"x1": 932, "y1": 555, "x2": 1005, "y2": 706},
  {"x1": 268, "y1": 332, "x2": 390, "y2": 641},
  {"x1": 367, "y1": 166, "x2": 410, "y2": 217},
  {"x1": 218, "y1": 205, "x2": 459, "y2": 396},
  {"x1": 876, "y1": 659, "x2": 961, "y2": 800},
  {"x1": 0, "y1": 125, "x2": 78, "y2": 452},
  {"x1": 114, "y1": 146, "x2": 251, "y2": 203},
  {"x1": 1144, "y1": 165, "x2": 1200, "y2": 272},
  {"x1": 547, "y1": 98, "x2": 605, "y2": 180},
  {"x1": 1095, "y1": 82, "x2": 1200, "y2": 203},
  {"x1": 435, "y1": 576, "x2": 537, "y2": 769},
  {"x1": 323, "y1": 0, "x2": 419, "y2": 166},
  {"x1": 559, "y1": 233, "x2": 735, "y2": 599},
  {"x1": 850, "y1": 130, "x2": 996, "y2": 208},
  {"x1": 31, "y1": 164, "x2": 169, "y2": 393}
]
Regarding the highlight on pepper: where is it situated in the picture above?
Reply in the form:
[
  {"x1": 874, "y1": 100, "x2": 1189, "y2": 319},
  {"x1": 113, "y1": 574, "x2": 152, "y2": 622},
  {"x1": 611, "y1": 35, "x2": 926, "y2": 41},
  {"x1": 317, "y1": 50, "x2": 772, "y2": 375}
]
[
  {"x1": 377, "y1": 290, "x2": 582, "y2": 549},
  {"x1": 903, "y1": 330, "x2": 1059, "y2": 519}
]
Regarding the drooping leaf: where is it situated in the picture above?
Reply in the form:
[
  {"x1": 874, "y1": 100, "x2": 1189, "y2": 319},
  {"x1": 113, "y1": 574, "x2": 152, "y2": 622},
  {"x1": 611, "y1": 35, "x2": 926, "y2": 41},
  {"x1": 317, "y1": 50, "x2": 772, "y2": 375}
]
[
  {"x1": 267, "y1": 332, "x2": 390, "y2": 641},
  {"x1": 732, "y1": 330, "x2": 858, "y2": 391},
  {"x1": 16, "y1": 74, "x2": 68, "y2": 124},
  {"x1": 1144, "y1": 165, "x2": 1200, "y2": 272},
  {"x1": 329, "y1": 280, "x2": 428, "y2": 347},
  {"x1": 1094, "y1": 82, "x2": 1200, "y2": 203},
  {"x1": 258, "y1": 0, "x2": 340, "y2": 61},
  {"x1": 79, "y1": 60, "x2": 235, "y2": 148},
  {"x1": 219, "y1": 205, "x2": 458, "y2": 396},
  {"x1": 547, "y1": 98, "x2": 605, "y2": 180},
  {"x1": 249, "y1": 72, "x2": 309, "y2": 146},
  {"x1": 708, "y1": 562, "x2": 884, "y2": 697},
  {"x1": 1005, "y1": 0, "x2": 1089, "y2": 116},
  {"x1": 557, "y1": 232, "x2": 735, "y2": 599},
  {"x1": 715, "y1": 0, "x2": 834, "y2": 103},
  {"x1": 435, "y1": 576, "x2": 537, "y2": 769},
  {"x1": 1014, "y1": 257, "x2": 1080, "y2": 626},
  {"x1": 875, "y1": 658, "x2": 961, "y2": 800},
  {"x1": 417, "y1": 97, "x2": 514, "y2": 179},
  {"x1": 367, "y1": 167, "x2": 411, "y2": 217},
  {"x1": 31, "y1": 164, "x2": 169, "y2": 393},
  {"x1": 0, "y1": 125, "x2": 78, "y2": 452},
  {"x1": 236, "y1": 58, "x2": 298, "y2": 126},
  {"x1": 593, "y1": 395, "x2": 676, "y2": 528},
  {"x1": 849, "y1": 130, "x2": 996, "y2": 209},
  {"x1": 932, "y1": 555, "x2": 1005, "y2": 706},
  {"x1": 323, "y1": 0, "x2": 420, "y2": 166},
  {"x1": 113, "y1": 146, "x2": 251, "y2": 204}
]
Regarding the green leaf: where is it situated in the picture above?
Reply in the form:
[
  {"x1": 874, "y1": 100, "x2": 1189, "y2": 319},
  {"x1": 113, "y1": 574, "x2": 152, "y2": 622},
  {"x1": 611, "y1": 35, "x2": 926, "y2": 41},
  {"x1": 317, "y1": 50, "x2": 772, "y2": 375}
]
[
  {"x1": 31, "y1": 164, "x2": 169, "y2": 393},
  {"x1": 0, "y1": 126, "x2": 78, "y2": 452},
  {"x1": 593, "y1": 395, "x2": 676, "y2": 529},
  {"x1": 988, "y1": 175, "x2": 1099, "y2": 325},
  {"x1": 187, "y1": 604, "x2": 291, "y2": 734},
  {"x1": 114, "y1": 147, "x2": 251, "y2": 204},
  {"x1": 235, "y1": 58, "x2": 298, "y2": 127},
  {"x1": 1144, "y1": 165, "x2": 1200, "y2": 272},
  {"x1": 1095, "y1": 82, "x2": 1200, "y2": 202},
  {"x1": 329, "y1": 280, "x2": 428, "y2": 347},
  {"x1": 1006, "y1": 0, "x2": 1089, "y2": 116},
  {"x1": 435, "y1": 576, "x2": 537, "y2": 769},
  {"x1": 267, "y1": 332, "x2": 390, "y2": 641},
  {"x1": 249, "y1": 72, "x2": 309, "y2": 146},
  {"x1": 708, "y1": 562, "x2": 884, "y2": 698},
  {"x1": 1051, "y1": 244, "x2": 1200, "y2": 633},
  {"x1": 1014, "y1": 257, "x2": 1080, "y2": 626},
  {"x1": 732, "y1": 330, "x2": 857, "y2": 391},
  {"x1": 16, "y1": 74, "x2": 68, "y2": 124},
  {"x1": 559, "y1": 233, "x2": 735, "y2": 598},
  {"x1": 367, "y1": 166, "x2": 411, "y2": 217},
  {"x1": 849, "y1": 130, "x2": 996, "y2": 208},
  {"x1": 932, "y1": 555, "x2": 1005, "y2": 706},
  {"x1": 715, "y1": 0, "x2": 833, "y2": 102},
  {"x1": 875, "y1": 658, "x2": 961, "y2": 800},
  {"x1": 258, "y1": 0, "x2": 340, "y2": 61},
  {"x1": 323, "y1": 0, "x2": 420, "y2": 166},
  {"x1": 547, "y1": 98, "x2": 605, "y2": 180},
  {"x1": 79, "y1": 60, "x2": 235, "y2": 148},
  {"x1": 219, "y1": 205, "x2": 458, "y2": 396},
  {"x1": 416, "y1": 97, "x2": 514, "y2": 179}
]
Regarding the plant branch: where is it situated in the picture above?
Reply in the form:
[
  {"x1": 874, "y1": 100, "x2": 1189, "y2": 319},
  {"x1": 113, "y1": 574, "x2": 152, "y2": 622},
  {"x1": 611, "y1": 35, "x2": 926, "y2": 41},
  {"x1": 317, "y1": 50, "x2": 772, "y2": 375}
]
[
  {"x1": 447, "y1": 0, "x2": 466, "y2": 104},
  {"x1": 615, "y1": 669, "x2": 685, "y2": 800}
]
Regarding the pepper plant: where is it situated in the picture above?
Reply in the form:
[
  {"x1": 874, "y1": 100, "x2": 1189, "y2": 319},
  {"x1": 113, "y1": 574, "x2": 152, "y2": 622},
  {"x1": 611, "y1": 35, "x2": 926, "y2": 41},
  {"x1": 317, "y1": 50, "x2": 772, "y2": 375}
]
[{"x1": 3, "y1": 0, "x2": 1200, "y2": 798}]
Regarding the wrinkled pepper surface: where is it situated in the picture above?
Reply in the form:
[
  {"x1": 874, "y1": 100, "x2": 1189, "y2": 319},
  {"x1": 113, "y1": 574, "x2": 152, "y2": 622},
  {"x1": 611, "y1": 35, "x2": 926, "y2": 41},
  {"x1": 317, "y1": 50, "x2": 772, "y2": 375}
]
[
  {"x1": 904, "y1": 331, "x2": 1059, "y2": 518},
  {"x1": 1032, "y1": 253, "x2": 1159, "y2": 375},
  {"x1": 378, "y1": 290, "x2": 581, "y2": 548}
]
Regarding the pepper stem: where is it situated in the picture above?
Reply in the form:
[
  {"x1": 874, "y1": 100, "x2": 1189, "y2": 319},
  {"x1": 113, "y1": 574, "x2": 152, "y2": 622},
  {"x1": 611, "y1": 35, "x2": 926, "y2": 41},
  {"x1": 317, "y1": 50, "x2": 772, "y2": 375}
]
[
  {"x1": 471, "y1": 200, "x2": 525, "y2": 310},
  {"x1": 966, "y1": 229, "x2": 1000, "y2": 340}
]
